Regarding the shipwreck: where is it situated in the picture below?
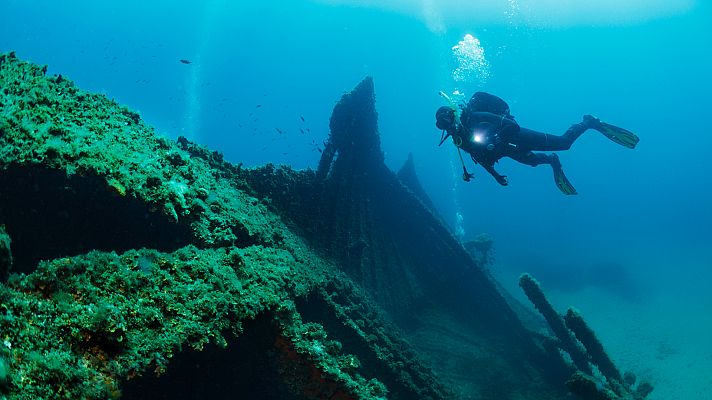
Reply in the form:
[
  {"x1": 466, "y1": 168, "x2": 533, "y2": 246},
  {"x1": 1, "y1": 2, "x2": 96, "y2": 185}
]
[{"x1": 0, "y1": 52, "x2": 649, "y2": 400}]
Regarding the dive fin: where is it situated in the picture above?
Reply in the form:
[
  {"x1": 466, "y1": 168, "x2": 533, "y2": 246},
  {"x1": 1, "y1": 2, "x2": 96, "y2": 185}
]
[
  {"x1": 554, "y1": 169, "x2": 577, "y2": 195},
  {"x1": 598, "y1": 121, "x2": 640, "y2": 149},
  {"x1": 551, "y1": 154, "x2": 577, "y2": 195}
]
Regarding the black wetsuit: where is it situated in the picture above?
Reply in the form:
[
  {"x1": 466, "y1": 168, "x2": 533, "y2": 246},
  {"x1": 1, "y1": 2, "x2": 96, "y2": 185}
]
[{"x1": 451, "y1": 110, "x2": 590, "y2": 185}]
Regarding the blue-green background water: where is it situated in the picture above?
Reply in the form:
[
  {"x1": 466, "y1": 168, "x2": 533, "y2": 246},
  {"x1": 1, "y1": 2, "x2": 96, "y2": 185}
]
[{"x1": 2, "y1": 0, "x2": 711, "y2": 397}]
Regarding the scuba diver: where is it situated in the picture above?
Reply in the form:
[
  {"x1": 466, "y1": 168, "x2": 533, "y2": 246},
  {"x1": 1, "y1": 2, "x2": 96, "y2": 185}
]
[{"x1": 435, "y1": 92, "x2": 639, "y2": 195}]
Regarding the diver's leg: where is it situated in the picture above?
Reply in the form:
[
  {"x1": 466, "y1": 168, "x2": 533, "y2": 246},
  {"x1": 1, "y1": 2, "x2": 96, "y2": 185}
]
[
  {"x1": 509, "y1": 151, "x2": 578, "y2": 195},
  {"x1": 517, "y1": 121, "x2": 590, "y2": 151},
  {"x1": 509, "y1": 150, "x2": 556, "y2": 167}
]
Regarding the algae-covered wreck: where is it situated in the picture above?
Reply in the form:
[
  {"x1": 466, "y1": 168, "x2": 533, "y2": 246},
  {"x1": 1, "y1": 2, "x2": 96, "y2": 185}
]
[{"x1": 0, "y1": 52, "x2": 645, "y2": 400}]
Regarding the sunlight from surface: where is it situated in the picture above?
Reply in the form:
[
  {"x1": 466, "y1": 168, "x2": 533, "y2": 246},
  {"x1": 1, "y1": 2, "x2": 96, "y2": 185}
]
[{"x1": 312, "y1": 0, "x2": 697, "y2": 29}]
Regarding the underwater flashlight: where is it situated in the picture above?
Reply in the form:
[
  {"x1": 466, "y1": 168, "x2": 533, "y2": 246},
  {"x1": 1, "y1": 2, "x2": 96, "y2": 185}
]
[{"x1": 473, "y1": 133, "x2": 485, "y2": 143}]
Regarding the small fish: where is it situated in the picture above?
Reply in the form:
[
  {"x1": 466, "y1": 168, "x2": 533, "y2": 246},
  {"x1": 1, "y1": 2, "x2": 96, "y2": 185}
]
[
  {"x1": 275, "y1": 128, "x2": 284, "y2": 134},
  {"x1": 299, "y1": 128, "x2": 305, "y2": 134},
  {"x1": 179, "y1": 59, "x2": 192, "y2": 64},
  {"x1": 256, "y1": 104, "x2": 262, "y2": 108},
  {"x1": 300, "y1": 115, "x2": 305, "y2": 122}
]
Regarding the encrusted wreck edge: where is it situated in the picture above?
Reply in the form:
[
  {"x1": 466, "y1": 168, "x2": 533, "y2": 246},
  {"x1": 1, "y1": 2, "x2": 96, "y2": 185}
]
[{"x1": 520, "y1": 273, "x2": 653, "y2": 400}]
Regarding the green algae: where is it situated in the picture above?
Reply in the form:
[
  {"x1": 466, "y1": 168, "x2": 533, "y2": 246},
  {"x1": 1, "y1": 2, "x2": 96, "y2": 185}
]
[
  {"x1": 0, "y1": 51, "x2": 284, "y2": 248},
  {"x1": 0, "y1": 246, "x2": 321, "y2": 399},
  {"x1": 0, "y1": 243, "x2": 415, "y2": 399},
  {"x1": 0, "y1": 51, "x2": 452, "y2": 400}
]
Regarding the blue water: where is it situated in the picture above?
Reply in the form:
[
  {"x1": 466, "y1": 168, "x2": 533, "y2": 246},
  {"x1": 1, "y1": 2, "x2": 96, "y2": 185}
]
[{"x1": 2, "y1": 1, "x2": 711, "y2": 397}]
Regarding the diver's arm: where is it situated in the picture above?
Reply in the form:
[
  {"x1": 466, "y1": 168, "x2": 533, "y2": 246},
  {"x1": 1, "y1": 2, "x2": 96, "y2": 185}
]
[
  {"x1": 481, "y1": 162, "x2": 508, "y2": 186},
  {"x1": 467, "y1": 150, "x2": 508, "y2": 186}
]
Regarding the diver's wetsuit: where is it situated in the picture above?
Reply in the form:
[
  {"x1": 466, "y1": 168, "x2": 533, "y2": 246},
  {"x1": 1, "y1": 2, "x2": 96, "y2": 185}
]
[
  {"x1": 436, "y1": 92, "x2": 638, "y2": 194},
  {"x1": 507, "y1": 123, "x2": 589, "y2": 166},
  {"x1": 451, "y1": 110, "x2": 591, "y2": 185}
]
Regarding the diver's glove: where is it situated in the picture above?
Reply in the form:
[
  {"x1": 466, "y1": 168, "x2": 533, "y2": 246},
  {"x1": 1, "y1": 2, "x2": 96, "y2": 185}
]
[{"x1": 495, "y1": 174, "x2": 508, "y2": 186}]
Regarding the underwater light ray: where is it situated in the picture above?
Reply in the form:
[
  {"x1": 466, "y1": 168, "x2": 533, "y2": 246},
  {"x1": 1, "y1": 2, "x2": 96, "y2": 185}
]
[{"x1": 310, "y1": 0, "x2": 696, "y2": 26}]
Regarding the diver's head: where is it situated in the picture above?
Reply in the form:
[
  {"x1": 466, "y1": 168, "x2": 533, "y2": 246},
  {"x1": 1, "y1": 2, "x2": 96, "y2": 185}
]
[{"x1": 435, "y1": 106, "x2": 456, "y2": 131}]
